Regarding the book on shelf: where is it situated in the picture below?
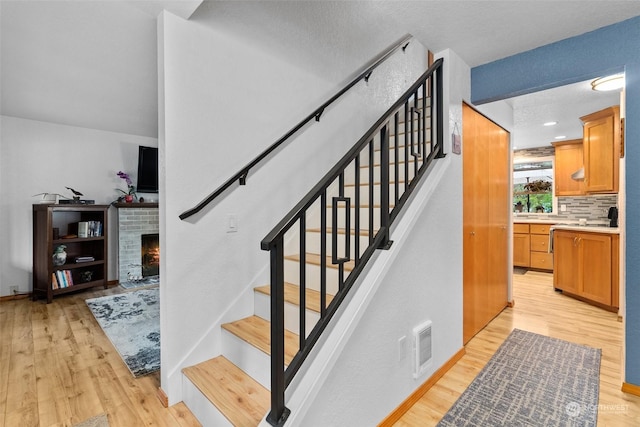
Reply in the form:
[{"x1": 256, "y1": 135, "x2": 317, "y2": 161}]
[
  {"x1": 53, "y1": 270, "x2": 74, "y2": 288},
  {"x1": 88, "y1": 221, "x2": 102, "y2": 237},
  {"x1": 75, "y1": 256, "x2": 95, "y2": 263},
  {"x1": 65, "y1": 270, "x2": 74, "y2": 287}
]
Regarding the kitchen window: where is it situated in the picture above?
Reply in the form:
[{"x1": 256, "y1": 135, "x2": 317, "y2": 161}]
[{"x1": 513, "y1": 156, "x2": 555, "y2": 214}]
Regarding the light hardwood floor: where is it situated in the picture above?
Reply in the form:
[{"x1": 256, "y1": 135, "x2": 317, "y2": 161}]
[
  {"x1": 394, "y1": 270, "x2": 640, "y2": 426},
  {"x1": 2, "y1": 272, "x2": 639, "y2": 426},
  {"x1": 0, "y1": 285, "x2": 201, "y2": 427}
]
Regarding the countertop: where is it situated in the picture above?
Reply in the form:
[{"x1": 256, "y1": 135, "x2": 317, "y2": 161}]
[
  {"x1": 550, "y1": 224, "x2": 619, "y2": 234},
  {"x1": 514, "y1": 218, "x2": 619, "y2": 234}
]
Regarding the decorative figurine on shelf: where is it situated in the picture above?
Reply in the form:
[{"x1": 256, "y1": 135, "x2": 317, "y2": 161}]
[
  {"x1": 66, "y1": 187, "x2": 83, "y2": 201},
  {"x1": 52, "y1": 245, "x2": 67, "y2": 266},
  {"x1": 32, "y1": 192, "x2": 65, "y2": 204},
  {"x1": 80, "y1": 271, "x2": 93, "y2": 283},
  {"x1": 116, "y1": 171, "x2": 137, "y2": 203}
]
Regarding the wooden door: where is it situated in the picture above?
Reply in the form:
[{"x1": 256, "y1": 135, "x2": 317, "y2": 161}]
[
  {"x1": 513, "y1": 233, "x2": 530, "y2": 267},
  {"x1": 553, "y1": 140, "x2": 584, "y2": 196},
  {"x1": 579, "y1": 233, "x2": 612, "y2": 305},
  {"x1": 582, "y1": 106, "x2": 619, "y2": 193},
  {"x1": 462, "y1": 103, "x2": 509, "y2": 344},
  {"x1": 487, "y1": 124, "x2": 510, "y2": 319},
  {"x1": 553, "y1": 230, "x2": 579, "y2": 293},
  {"x1": 462, "y1": 103, "x2": 488, "y2": 342}
]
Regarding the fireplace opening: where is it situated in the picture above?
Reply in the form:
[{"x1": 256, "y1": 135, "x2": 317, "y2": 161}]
[{"x1": 141, "y1": 233, "x2": 160, "y2": 277}]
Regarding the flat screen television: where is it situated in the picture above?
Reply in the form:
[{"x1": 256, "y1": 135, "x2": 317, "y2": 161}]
[{"x1": 136, "y1": 146, "x2": 158, "y2": 193}]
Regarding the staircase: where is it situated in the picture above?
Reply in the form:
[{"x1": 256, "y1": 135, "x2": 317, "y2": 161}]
[{"x1": 180, "y1": 85, "x2": 439, "y2": 425}]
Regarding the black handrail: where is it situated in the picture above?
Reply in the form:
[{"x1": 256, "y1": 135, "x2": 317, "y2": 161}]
[
  {"x1": 179, "y1": 34, "x2": 413, "y2": 220},
  {"x1": 263, "y1": 58, "x2": 444, "y2": 426}
]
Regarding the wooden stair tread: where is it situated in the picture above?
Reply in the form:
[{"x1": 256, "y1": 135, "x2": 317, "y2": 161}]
[
  {"x1": 222, "y1": 315, "x2": 299, "y2": 365},
  {"x1": 254, "y1": 282, "x2": 334, "y2": 313},
  {"x1": 306, "y1": 227, "x2": 373, "y2": 237},
  {"x1": 359, "y1": 159, "x2": 420, "y2": 168},
  {"x1": 325, "y1": 203, "x2": 395, "y2": 209},
  {"x1": 343, "y1": 180, "x2": 406, "y2": 187},
  {"x1": 285, "y1": 252, "x2": 355, "y2": 271},
  {"x1": 182, "y1": 356, "x2": 269, "y2": 427}
]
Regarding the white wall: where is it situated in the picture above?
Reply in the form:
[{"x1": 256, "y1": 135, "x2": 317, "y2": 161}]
[
  {"x1": 0, "y1": 116, "x2": 157, "y2": 296},
  {"x1": 158, "y1": 10, "x2": 430, "y2": 404},
  {"x1": 288, "y1": 48, "x2": 468, "y2": 426}
]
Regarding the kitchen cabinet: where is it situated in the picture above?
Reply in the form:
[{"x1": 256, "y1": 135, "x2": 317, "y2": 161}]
[
  {"x1": 513, "y1": 223, "x2": 530, "y2": 267},
  {"x1": 530, "y1": 224, "x2": 553, "y2": 270},
  {"x1": 553, "y1": 229, "x2": 619, "y2": 310},
  {"x1": 553, "y1": 139, "x2": 584, "y2": 196},
  {"x1": 513, "y1": 223, "x2": 553, "y2": 270},
  {"x1": 581, "y1": 106, "x2": 620, "y2": 193}
]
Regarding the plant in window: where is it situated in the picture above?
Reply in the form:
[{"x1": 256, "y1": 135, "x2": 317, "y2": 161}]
[{"x1": 524, "y1": 180, "x2": 551, "y2": 193}]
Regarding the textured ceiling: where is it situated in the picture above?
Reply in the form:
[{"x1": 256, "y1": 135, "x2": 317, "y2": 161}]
[
  {"x1": 1, "y1": 1, "x2": 639, "y2": 140},
  {"x1": 502, "y1": 78, "x2": 622, "y2": 150}
]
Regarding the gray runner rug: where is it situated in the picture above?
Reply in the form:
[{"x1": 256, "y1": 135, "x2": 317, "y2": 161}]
[{"x1": 438, "y1": 329, "x2": 601, "y2": 426}]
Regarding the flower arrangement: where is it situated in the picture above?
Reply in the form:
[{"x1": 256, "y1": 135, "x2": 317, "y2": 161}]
[{"x1": 116, "y1": 171, "x2": 137, "y2": 202}]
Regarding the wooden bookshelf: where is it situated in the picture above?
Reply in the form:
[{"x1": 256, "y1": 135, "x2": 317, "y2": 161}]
[{"x1": 32, "y1": 204, "x2": 109, "y2": 303}]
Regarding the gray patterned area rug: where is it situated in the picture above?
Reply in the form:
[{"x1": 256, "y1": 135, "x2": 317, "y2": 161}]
[
  {"x1": 438, "y1": 329, "x2": 601, "y2": 426},
  {"x1": 86, "y1": 288, "x2": 160, "y2": 377}
]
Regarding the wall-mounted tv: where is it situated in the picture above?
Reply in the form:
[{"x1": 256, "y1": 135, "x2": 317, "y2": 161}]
[{"x1": 136, "y1": 146, "x2": 158, "y2": 193}]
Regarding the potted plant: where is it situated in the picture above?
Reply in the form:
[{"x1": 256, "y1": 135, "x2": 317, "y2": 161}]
[{"x1": 116, "y1": 171, "x2": 137, "y2": 203}]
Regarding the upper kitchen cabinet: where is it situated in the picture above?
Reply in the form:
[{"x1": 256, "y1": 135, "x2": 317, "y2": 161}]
[
  {"x1": 580, "y1": 105, "x2": 621, "y2": 193},
  {"x1": 553, "y1": 139, "x2": 584, "y2": 196}
]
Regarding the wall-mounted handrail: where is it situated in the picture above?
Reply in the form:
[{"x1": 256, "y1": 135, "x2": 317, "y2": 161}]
[
  {"x1": 263, "y1": 58, "x2": 444, "y2": 426},
  {"x1": 179, "y1": 34, "x2": 413, "y2": 220}
]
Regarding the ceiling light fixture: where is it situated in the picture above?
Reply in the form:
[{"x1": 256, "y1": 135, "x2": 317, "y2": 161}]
[
  {"x1": 543, "y1": 121, "x2": 557, "y2": 126},
  {"x1": 591, "y1": 73, "x2": 625, "y2": 91},
  {"x1": 554, "y1": 135, "x2": 567, "y2": 140}
]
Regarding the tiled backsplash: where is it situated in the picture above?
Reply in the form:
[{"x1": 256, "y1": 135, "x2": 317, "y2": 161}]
[
  {"x1": 513, "y1": 147, "x2": 618, "y2": 222},
  {"x1": 515, "y1": 194, "x2": 618, "y2": 222}
]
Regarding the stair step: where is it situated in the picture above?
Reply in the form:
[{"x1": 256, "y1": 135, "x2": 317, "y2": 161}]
[
  {"x1": 255, "y1": 282, "x2": 334, "y2": 313},
  {"x1": 343, "y1": 180, "x2": 406, "y2": 187},
  {"x1": 182, "y1": 356, "x2": 269, "y2": 427},
  {"x1": 306, "y1": 227, "x2": 373, "y2": 237},
  {"x1": 285, "y1": 253, "x2": 355, "y2": 272},
  {"x1": 222, "y1": 315, "x2": 299, "y2": 365}
]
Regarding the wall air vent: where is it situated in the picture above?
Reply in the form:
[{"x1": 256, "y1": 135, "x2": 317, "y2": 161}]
[{"x1": 412, "y1": 320, "x2": 433, "y2": 378}]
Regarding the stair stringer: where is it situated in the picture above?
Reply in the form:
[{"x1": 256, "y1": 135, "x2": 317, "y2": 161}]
[{"x1": 259, "y1": 156, "x2": 451, "y2": 426}]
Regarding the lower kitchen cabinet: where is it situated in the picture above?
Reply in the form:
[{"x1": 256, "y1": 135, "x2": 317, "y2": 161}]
[
  {"x1": 553, "y1": 229, "x2": 619, "y2": 310},
  {"x1": 513, "y1": 223, "x2": 530, "y2": 267},
  {"x1": 513, "y1": 223, "x2": 553, "y2": 270}
]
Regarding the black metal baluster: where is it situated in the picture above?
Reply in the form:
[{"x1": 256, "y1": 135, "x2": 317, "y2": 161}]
[
  {"x1": 354, "y1": 157, "x2": 361, "y2": 264},
  {"x1": 379, "y1": 125, "x2": 391, "y2": 249},
  {"x1": 436, "y1": 67, "x2": 445, "y2": 158},
  {"x1": 422, "y1": 82, "x2": 427, "y2": 163},
  {"x1": 394, "y1": 112, "x2": 400, "y2": 205},
  {"x1": 320, "y1": 191, "x2": 327, "y2": 317},
  {"x1": 267, "y1": 239, "x2": 289, "y2": 426},
  {"x1": 413, "y1": 91, "x2": 420, "y2": 178},
  {"x1": 404, "y1": 101, "x2": 409, "y2": 191},
  {"x1": 369, "y1": 140, "x2": 374, "y2": 244},
  {"x1": 299, "y1": 214, "x2": 306, "y2": 343}
]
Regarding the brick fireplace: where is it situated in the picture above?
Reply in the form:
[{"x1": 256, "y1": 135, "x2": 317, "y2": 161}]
[{"x1": 116, "y1": 203, "x2": 159, "y2": 281}]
